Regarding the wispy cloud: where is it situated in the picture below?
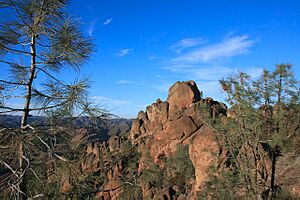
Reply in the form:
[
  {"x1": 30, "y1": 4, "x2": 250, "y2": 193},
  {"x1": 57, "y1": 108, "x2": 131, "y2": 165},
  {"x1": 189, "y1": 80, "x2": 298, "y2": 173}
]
[
  {"x1": 117, "y1": 48, "x2": 132, "y2": 57},
  {"x1": 150, "y1": 82, "x2": 172, "y2": 92},
  {"x1": 170, "y1": 37, "x2": 207, "y2": 53},
  {"x1": 87, "y1": 19, "x2": 98, "y2": 36},
  {"x1": 163, "y1": 66, "x2": 262, "y2": 101},
  {"x1": 116, "y1": 80, "x2": 131, "y2": 84},
  {"x1": 167, "y1": 65, "x2": 263, "y2": 81},
  {"x1": 116, "y1": 79, "x2": 171, "y2": 93},
  {"x1": 159, "y1": 34, "x2": 261, "y2": 101},
  {"x1": 103, "y1": 18, "x2": 113, "y2": 25},
  {"x1": 173, "y1": 35, "x2": 255, "y2": 64},
  {"x1": 148, "y1": 55, "x2": 161, "y2": 60},
  {"x1": 92, "y1": 96, "x2": 131, "y2": 106},
  {"x1": 87, "y1": 6, "x2": 93, "y2": 11}
]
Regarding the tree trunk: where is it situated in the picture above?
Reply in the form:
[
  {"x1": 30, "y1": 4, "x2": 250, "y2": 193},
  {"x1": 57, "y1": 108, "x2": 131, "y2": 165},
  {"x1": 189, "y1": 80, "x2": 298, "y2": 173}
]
[
  {"x1": 18, "y1": 34, "x2": 36, "y2": 199},
  {"x1": 21, "y1": 35, "x2": 36, "y2": 128},
  {"x1": 270, "y1": 147, "x2": 279, "y2": 199},
  {"x1": 17, "y1": 141, "x2": 27, "y2": 200}
]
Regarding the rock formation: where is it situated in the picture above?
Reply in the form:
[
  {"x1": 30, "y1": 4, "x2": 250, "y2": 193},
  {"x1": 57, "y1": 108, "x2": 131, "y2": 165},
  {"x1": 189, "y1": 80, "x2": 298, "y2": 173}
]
[
  {"x1": 80, "y1": 80, "x2": 228, "y2": 199},
  {"x1": 127, "y1": 80, "x2": 226, "y2": 198}
]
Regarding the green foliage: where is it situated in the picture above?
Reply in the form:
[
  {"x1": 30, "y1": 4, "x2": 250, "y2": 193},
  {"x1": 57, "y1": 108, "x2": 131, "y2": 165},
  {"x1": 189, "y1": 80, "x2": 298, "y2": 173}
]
[
  {"x1": 207, "y1": 64, "x2": 299, "y2": 199},
  {"x1": 197, "y1": 169, "x2": 245, "y2": 200},
  {"x1": 0, "y1": 127, "x2": 90, "y2": 199},
  {"x1": 165, "y1": 144, "x2": 195, "y2": 182},
  {"x1": 0, "y1": 1, "x2": 109, "y2": 198},
  {"x1": 140, "y1": 151, "x2": 164, "y2": 188},
  {"x1": 0, "y1": 0, "x2": 106, "y2": 126},
  {"x1": 102, "y1": 139, "x2": 143, "y2": 200},
  {"x1": 140, "y1": 144, "x2": 195, "y2": 197},
  {"x1": 118, "y1": 184, "x2": 143, "y2": 200}
]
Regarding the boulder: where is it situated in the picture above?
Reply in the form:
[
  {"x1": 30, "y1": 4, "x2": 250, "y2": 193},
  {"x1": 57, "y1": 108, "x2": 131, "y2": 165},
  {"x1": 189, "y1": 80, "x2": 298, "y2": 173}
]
[{"x1": 167, "y1": 81, "x2": 201, "y2": 113}]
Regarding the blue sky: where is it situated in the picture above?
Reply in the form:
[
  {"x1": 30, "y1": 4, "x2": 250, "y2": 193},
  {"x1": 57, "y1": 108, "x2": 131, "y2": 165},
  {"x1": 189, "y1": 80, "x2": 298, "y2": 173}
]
[{"x1": 2, "y1": 0, "x2": 300, "y2": 118}]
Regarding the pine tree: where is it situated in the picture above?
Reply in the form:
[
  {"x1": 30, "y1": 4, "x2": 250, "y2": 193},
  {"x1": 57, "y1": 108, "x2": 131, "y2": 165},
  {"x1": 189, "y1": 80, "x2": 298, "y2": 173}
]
[
  {"x1": 215, "y1": 64, "x2": 299, "y2": 199},
  {"x1": 0, "y1": 0, "x2": 102, "y2": 128},
  {"x1": 0, "y1": 1, "x2": 107, "y2": 198}
]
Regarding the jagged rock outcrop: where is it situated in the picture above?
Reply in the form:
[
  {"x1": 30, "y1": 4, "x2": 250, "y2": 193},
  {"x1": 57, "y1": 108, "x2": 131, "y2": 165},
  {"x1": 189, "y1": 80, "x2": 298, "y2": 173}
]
[
  {"x1": 129, "y1": 80, "x2": 227, "y2": 198},
  {"x1": 80, "y1": 81, "x2": 227, "y2": 199}
]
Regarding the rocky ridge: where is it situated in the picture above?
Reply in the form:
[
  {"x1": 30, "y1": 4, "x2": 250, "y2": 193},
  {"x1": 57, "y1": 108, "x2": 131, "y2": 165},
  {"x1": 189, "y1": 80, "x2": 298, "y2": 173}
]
[
  {"x1": 129, "y1": 81, "x2": 227, "y2": 198},
  {"x1": 90, "y1": 80, "x2": 228, "y2": 199}
]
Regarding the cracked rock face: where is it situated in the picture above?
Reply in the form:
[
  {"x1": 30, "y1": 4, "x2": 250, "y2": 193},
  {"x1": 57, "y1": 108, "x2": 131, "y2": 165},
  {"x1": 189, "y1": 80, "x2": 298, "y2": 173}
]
[{"x1": 129, "y1": 80, "x2": 226, "y2": 196}]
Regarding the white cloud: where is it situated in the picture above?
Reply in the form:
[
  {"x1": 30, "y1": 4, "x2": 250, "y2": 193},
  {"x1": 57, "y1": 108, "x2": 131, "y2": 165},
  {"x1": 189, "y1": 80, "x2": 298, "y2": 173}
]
[
  {"x1": 170, "y1": 38, "x2": 207, "y2": 53},
  {"x1": 169, "y1": 66, "x2": 235, "y2": 81},
  {"x1": 173, "y1": 35, "x2": 255, "y2": 64},
  {"x1": 117, "y1": 48, "x2": 132, "y2": 57},
  {"x1": 92, "y1": 96, "x2": 131, "y2": 106},
  {"x1": 103, "y1": 18, "x2": 113, "y2": 25},
  {"x1": 166, "y1": 65, "x2": 263, "y2": 81},
  {"x1": 161, "y1": 35, "x2": 261, "y2": 101}
]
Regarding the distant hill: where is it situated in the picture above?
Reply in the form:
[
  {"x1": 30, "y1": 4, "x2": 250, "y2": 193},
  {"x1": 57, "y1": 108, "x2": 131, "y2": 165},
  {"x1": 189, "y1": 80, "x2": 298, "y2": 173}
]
[{"x1": 0, "y1": 115, "x2": 132, "y2": 141}]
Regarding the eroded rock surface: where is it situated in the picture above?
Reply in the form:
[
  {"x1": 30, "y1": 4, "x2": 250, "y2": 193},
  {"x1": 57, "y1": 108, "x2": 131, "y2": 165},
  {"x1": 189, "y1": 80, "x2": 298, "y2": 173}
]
[
  {"x1": 129, "y1": 80, "x2": 226, "y2": 197},
  {"x1": 80, "y1": 81, "x2": 227, "y2": 199}
]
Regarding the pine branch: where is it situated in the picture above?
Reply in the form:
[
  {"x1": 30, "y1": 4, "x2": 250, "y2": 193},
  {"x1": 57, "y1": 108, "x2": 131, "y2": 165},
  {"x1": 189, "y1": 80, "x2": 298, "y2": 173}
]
[
  {"x1": 36, "y1": 41, "x2": 51, "y2": 48},
  {"x1": 29, "y1": 101, "x2": 68, "y2": 111},
  {"x1": 0, "y1": 79, "x2": 27, "y2": 85},
  {"x1": 8, "y1": 0, "x2": 31, "y2": 30},
  {"x1": 0, "y1": 60, "x2": 21, "y2": 66},
  {"x1": 0, "y1": 105, "x2": 24, "y2": 111},
  {"x1": 0, "y1": 44, "x2": 31, "y2": 55},
  {"x1": 0, "y1": 94, "x2": 25, "y2": 99},
  {"x1": 35, "y1": 66, "x2": 63, "y2": 84}
]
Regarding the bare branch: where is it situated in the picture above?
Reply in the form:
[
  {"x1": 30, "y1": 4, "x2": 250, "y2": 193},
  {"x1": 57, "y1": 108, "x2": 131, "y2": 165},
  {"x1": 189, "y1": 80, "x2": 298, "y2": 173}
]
[
  {"x1": 28, "y1": 193, "x2": 44, "y2": 199},
  {"x1": 3, "y1": 162, "x2": 17, "y2": 175},
  {"x1": 35, "y1": 135, "x2": 68, "y2": 162},
  {"x1": 29, "y1": 168, "x2": 43, "y2": 184}
]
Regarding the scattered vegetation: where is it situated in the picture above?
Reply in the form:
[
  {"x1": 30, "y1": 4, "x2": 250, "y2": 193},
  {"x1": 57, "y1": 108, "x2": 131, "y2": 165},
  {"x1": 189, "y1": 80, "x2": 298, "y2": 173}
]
[{"x1": 202, "y1": 64, "x2": 299, "y2": 199}]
